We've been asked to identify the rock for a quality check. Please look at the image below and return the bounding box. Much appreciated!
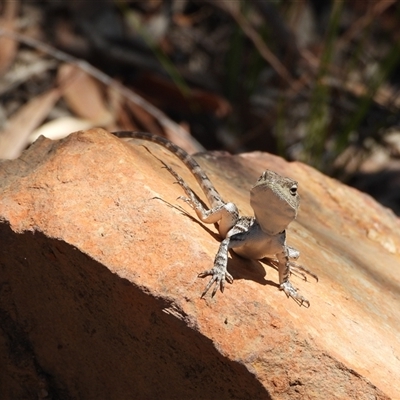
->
[0,128,399,399]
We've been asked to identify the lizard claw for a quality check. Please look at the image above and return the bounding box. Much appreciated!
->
[280,281,310,307]
[198,268,233,297]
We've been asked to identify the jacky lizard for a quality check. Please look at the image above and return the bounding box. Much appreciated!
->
[113,131,316,306]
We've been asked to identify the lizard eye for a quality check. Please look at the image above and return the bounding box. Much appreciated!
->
[289,184,298,195]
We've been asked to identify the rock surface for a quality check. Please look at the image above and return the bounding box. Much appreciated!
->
[0,128,399,399]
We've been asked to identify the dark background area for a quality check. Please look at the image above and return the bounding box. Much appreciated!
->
[1,0,400,214]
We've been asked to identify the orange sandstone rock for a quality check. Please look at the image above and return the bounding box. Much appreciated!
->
[0,128,398,399]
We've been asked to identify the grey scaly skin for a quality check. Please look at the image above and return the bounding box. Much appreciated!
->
[113,131,316,307]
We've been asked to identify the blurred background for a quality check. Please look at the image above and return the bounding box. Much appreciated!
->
[1,0,400,214]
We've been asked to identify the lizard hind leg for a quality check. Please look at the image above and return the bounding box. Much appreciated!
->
[158,158,239,237]
[142,148,211,219]
[160,161,224,225]
[159,159,208,213]
[139,144,204,211]
[288,261,318,282]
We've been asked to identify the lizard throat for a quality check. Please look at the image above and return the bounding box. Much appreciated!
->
[250,190,297,235]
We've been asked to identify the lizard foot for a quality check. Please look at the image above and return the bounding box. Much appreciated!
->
[280,281,310,307]
[198,268,233,297]
[288,261,318,282]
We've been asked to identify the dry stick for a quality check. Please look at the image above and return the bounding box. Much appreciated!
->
[0,28,205,152]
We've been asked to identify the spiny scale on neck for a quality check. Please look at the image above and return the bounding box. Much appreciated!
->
[112,131,224,208]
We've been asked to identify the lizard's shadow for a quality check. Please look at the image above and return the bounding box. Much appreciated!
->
[227,253,280,289]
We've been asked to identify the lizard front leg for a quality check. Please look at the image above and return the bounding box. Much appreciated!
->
[198,237,234,297]
[198,225,252,297]
[276,246,318,282]
[277,249,310,307]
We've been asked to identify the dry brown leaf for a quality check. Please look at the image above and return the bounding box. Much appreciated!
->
[0,1,19,76]
[0,88,61,159]
[57,63,114,126]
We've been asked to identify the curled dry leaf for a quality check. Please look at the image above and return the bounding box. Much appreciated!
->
[57,63,114,126]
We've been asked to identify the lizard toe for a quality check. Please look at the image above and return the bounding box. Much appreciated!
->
[280,281,310,307]
[199,268,233,297]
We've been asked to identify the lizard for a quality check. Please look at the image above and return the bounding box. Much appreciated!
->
[112,131,316,306]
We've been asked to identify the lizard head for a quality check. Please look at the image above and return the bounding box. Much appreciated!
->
[250,170,299,235]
